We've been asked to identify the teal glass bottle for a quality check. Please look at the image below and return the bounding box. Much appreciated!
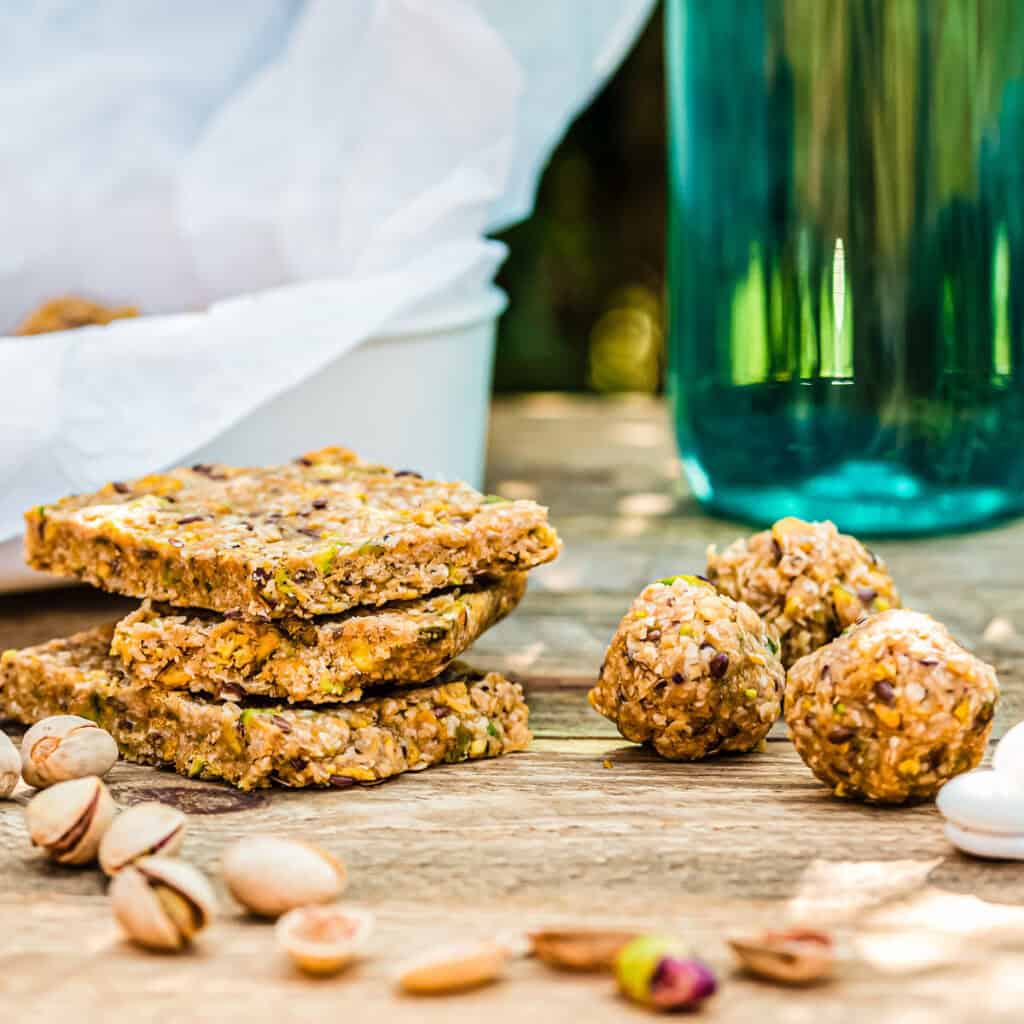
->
[666,0,1024,534]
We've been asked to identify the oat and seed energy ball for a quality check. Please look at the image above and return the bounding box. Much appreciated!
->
[785,609,998,804]
[588,576,785,761]
[706,517,900,668]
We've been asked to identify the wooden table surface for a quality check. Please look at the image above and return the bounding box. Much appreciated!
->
[4,394,1024,1023]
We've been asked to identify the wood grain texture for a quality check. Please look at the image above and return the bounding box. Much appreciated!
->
[3,395,1024,1023]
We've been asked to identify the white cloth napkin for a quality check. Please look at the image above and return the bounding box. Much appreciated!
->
[0,0,655,542]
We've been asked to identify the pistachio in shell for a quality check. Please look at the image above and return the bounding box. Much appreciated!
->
[276,905,374,976]
[0,731,20,798]
[21,715,118,789]
[110,856,215,952]
[98,801,187,876]
[25,775,117,865]
[221,836,347,918]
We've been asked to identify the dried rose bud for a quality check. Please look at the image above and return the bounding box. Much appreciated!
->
[615,934,717,1011]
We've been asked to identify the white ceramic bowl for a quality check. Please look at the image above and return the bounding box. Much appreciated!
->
[0,285,506,594]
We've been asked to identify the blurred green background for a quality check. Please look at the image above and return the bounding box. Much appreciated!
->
[493,10,665,394]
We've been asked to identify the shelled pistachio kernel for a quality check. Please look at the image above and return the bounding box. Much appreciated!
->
[221,836,347,918]
[25,776,117,865]
[20,715,118,789]
[0,731,20,798]
[99,802,187,876]
[276,906,375,976]
[395,940,510,994]
[110,856,215,952]
[615,934,717,1011]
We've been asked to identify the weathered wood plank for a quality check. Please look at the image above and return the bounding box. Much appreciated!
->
[2,735,1021,909]
[1,738,1021,1023]
[1,396,1023,1023]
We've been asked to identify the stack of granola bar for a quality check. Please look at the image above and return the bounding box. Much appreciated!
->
[0,448,560,790]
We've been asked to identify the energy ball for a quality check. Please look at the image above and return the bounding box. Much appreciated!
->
[588,576,784,761]
[785,609,998,804]
[706,517,900,668]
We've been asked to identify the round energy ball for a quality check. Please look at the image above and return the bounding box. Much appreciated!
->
[785,609,999,804]
[588,576,785,761]
[706,517,901,668]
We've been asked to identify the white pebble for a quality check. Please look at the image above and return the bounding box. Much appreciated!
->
[935,770,1024,835]
[944,822,1024,861]
[993,720,1024,788]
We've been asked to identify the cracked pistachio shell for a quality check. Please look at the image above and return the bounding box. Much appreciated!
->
[395,940,510,994]
[110,856,215,952]
[99,801,187,876]
[0,731,20,798]
[21,715,118,789]
[276,906,374,976]
[25,776,117,865]
[529,928,639,971]
[222,836,347,918]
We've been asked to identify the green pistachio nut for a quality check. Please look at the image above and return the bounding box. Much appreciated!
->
[658,574,714,590]
[616,935,717,1011]
[615,934,690,1004]
[445,724,475,763]
[314,544,339,575]
[273,568,294,595]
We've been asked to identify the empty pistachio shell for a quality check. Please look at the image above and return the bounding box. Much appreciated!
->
[936,770,1024,835]
[276,905,374,976]
[99,801,187,876]
[21,715,118,789]
[728,927,834,984]
[993,720,1024,787]
[0,731,20,798]
[944,821,1024,860]
[25,775,117,865]
[529,928,639,971]
[110,855,215,951]
[222,836,347,918]
[396,940,510,994]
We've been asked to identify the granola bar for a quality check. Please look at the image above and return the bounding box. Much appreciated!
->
[0,627,531,791]
[111,575,526,704]
[25,447,560,618]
